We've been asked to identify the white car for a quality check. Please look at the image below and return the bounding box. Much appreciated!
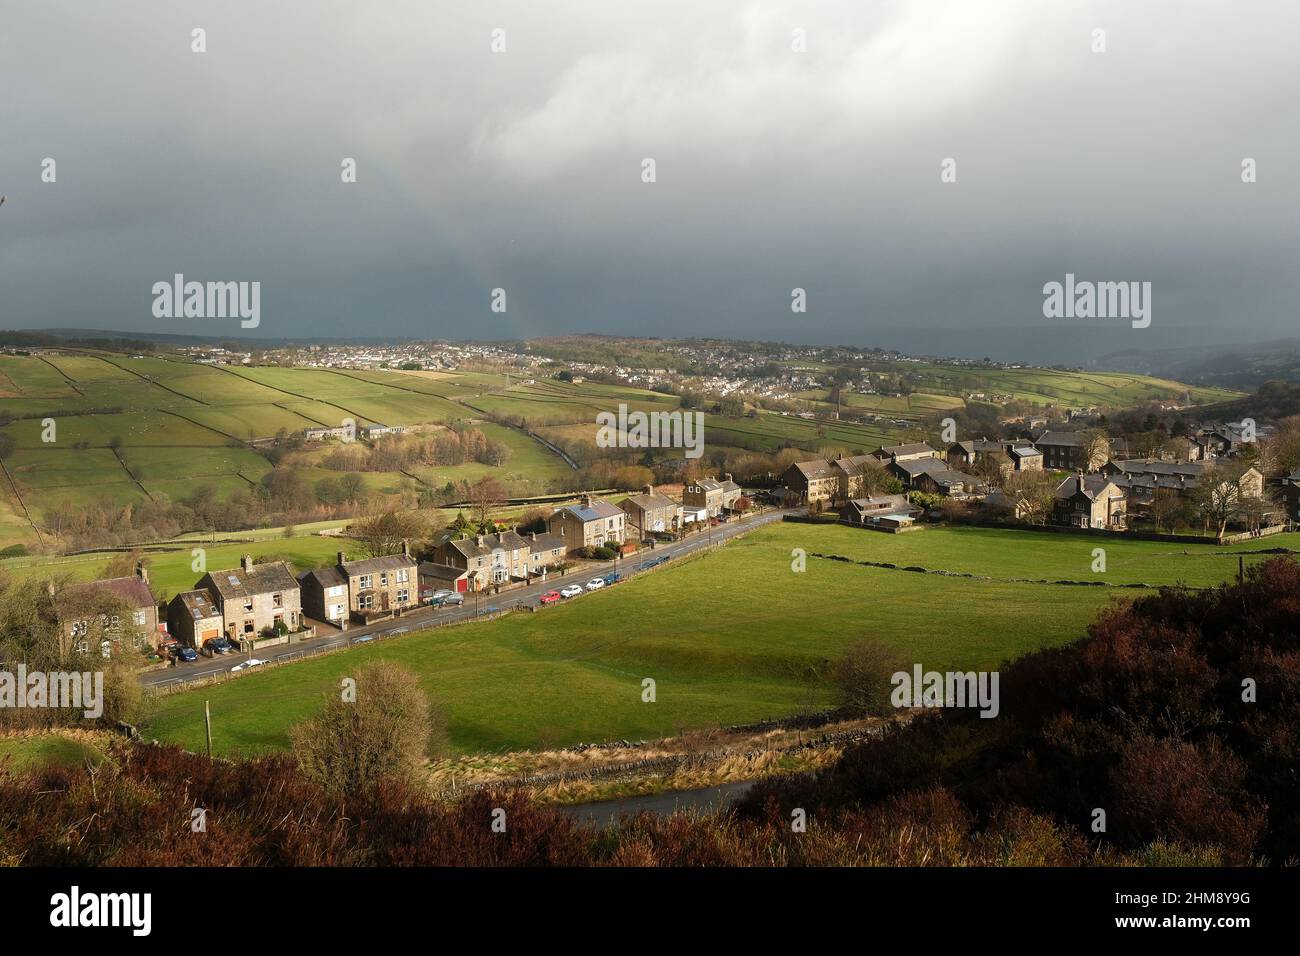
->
[231,658,267,672]
[585,578,606,591]
[559,584,583,599]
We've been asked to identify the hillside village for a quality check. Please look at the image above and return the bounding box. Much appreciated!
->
[42,409,1300,669]
[44,473,751,662]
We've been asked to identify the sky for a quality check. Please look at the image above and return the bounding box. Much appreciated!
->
[1,0,1297,360]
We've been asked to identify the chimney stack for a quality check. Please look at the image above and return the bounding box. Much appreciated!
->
[136,561,148,583]
[241,554,253,572]
[337,551,346,566]
[476,535,485,546]
[644,484,653,497]
[401,538,410,558]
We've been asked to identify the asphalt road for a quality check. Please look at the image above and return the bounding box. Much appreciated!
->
[142,507,794,690]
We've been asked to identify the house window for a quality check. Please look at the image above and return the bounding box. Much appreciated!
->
[273,593,283,607]
[359,593,374,610]
[359,574,372,590]
[380,572,389,587]
[396,589,410,604]
[133,610,147,626]
[396,568,409,583]
[243,600,253,613]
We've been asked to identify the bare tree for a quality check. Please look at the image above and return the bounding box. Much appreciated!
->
[467,476,506,527]
[350,510,426,557]
[829,640,907,718]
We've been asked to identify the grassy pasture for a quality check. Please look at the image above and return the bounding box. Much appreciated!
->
[140,523,1284,757]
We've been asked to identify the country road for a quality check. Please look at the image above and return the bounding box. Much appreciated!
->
[142,506,796,691]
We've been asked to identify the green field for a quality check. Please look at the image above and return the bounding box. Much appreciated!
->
[0,353,587,548]
[141,523,1289,757]
[0,733,107,772]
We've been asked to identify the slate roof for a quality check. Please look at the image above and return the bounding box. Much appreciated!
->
[892,457,949,478]
[298,567,346,590]
[340,553,417,577]
[875,442,937,459]
[1006,444,1042,459]
[66,575,156,610]
[205,561,299,600]
[1035,430,1095,448]
[173,589,221,621]
[528,531,568,553]
[790,459,836,480]
[620,491,678,512]
[442,530,530,560]
[555,498,623,522]
[1054,474,1119,500]
[1107,458,1208,479]
[417,561,469,582]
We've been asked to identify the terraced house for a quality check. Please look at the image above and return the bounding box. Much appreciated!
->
[1034,430,1110,471]
[196,555,302,642]
[167,588,224,649]
[681,474,742,517]
[433,530,531,590]
[53,563,160,659]
[548,495,626,552]
[619,485,680,537]
[782,459,839,505]
[333,543,418,622]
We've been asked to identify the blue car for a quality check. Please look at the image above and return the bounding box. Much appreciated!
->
[173,645,198,662]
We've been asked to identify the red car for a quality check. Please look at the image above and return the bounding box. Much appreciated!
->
[539,590,561,606]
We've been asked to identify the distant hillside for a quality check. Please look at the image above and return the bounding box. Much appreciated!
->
[1097,337,1300,390]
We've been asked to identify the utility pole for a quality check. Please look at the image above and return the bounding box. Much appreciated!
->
[204,700,213,758]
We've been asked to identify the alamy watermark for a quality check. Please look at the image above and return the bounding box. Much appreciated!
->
[596,403,704,459]
[1042,273,1150,329]
[891,664,1000,719]
[152,273,260,328]
[0,665,104,719]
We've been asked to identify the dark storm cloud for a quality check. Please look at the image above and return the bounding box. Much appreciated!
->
[1,0,1296,356]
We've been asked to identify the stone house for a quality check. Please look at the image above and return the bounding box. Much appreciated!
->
[681,475,742,517]
[1052,473,1127,529]
[330,543,418,622]
[197,555,302,642]
[619,485,680,537]
[781,459,838,505]
[56,563,160,659]
[547,495,626,552]
[167,588,224,648]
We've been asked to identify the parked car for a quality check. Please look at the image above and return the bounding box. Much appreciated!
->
[559,584,583,599]
[204,637,234,655]
[231,658,266,672]
[352,635,375,645]
[426,589,454,605]
[172,645,198,663]
[585,578,605,591]
[539,590,561,606]
[439,592,464,606]
[602,570,621,586]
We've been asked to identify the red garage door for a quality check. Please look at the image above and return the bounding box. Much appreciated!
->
[455,578,468,593]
